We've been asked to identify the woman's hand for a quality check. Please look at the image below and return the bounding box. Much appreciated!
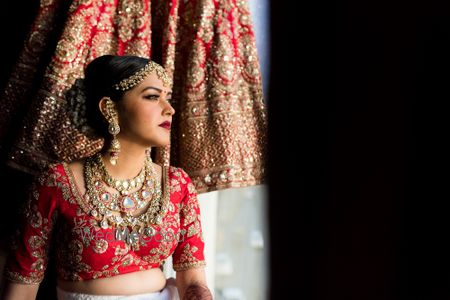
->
[176,268,212,300]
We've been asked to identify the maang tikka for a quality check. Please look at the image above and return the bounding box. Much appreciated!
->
[105,99,120,166]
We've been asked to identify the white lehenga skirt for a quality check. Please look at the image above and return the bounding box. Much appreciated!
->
[56,281,179,300]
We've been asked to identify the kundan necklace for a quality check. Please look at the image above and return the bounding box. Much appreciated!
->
[83,153,165,232]
[95,153,146,195]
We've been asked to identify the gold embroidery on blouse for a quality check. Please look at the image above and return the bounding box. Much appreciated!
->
[170,179,181,193]
[182,192,201,226]
[3,271,43,285]
[4,168,61,284]
[143,240,173,265]
[173,243,206,272]
[187,182,196,194]
[173,260,206,272]
[186,220,201,238]
[93,239,108,254]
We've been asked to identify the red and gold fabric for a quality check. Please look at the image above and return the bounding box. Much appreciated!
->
[0,0,267,193]
[3,164,205,284]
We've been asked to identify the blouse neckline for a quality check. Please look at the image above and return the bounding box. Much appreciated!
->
[61,161,170,220]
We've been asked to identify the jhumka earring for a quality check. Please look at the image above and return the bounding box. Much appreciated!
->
[106,100,120,166]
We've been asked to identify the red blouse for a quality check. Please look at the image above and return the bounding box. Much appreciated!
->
[3,164,205,284]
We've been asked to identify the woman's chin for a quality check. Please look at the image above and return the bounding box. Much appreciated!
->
[148,140,170,148]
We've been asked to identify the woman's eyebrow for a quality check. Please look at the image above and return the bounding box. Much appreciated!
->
[141,86,172,96]
[141,86,162,93]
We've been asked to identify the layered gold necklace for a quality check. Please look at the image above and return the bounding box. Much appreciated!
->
[83,153,165,234]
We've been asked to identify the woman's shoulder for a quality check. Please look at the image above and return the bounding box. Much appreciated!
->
[168,165,197,197]
[168,165,192,182]
[38,159,84,184]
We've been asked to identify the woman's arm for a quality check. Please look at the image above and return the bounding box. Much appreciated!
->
[172,168,212,299]
[176,268,212,300]
[1,166,60,298]
[1,281,39,300]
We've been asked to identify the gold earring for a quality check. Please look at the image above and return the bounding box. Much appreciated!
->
[106,100,120,166]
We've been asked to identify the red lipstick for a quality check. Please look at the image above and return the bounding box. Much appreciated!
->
[159,121,171,129]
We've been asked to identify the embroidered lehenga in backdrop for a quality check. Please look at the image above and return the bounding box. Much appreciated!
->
[0,0,267,193]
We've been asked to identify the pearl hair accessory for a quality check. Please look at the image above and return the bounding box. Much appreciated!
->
[113,61,172,91]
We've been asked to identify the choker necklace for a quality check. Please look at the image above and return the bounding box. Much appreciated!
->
[95,154,146,195]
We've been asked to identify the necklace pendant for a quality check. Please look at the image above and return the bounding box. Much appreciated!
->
[121,196,136,211]
[100,218,109,229]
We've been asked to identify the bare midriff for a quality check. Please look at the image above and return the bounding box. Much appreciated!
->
[57,268,166,295]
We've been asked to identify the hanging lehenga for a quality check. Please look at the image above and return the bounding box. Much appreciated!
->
[0,0,267,193]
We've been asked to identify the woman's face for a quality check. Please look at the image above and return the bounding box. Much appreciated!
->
[116,71,175,148]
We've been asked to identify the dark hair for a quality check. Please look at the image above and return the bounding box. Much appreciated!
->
[83,55,149,138]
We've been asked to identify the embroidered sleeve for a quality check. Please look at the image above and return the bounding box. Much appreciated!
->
[172,168,206,272]
[3,166,60,284]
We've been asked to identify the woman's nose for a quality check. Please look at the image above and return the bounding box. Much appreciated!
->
[163,100,175,116]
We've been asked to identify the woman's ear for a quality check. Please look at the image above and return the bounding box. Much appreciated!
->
[98,97,112,119]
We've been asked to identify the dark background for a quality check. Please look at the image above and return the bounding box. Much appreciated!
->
[0,3,56,299]
[269,1,450,299]
[0,0,449,299]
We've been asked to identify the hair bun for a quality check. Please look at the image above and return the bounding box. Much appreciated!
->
[66,78,96,137]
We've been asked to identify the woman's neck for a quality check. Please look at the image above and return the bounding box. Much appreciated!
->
[101,138,149,179]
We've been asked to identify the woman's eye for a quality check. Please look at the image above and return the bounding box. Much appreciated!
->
[144,95,159,100]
